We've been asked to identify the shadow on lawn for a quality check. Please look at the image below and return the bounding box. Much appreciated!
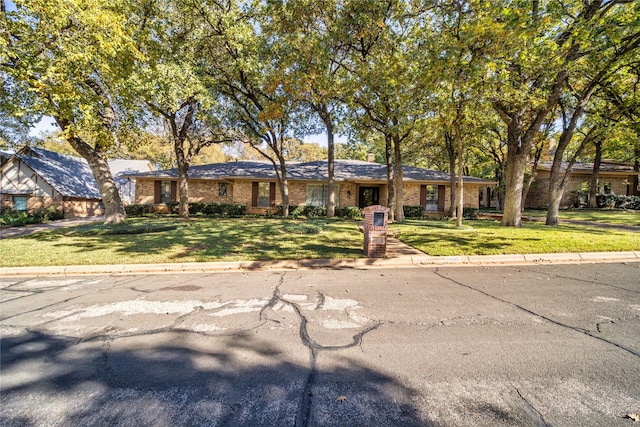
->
[27,219,364,262]
[1,330,431,426]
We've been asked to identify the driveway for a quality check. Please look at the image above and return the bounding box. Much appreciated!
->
[1,262,639,426]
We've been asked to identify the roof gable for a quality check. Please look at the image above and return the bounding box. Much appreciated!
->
[16,146,101,199]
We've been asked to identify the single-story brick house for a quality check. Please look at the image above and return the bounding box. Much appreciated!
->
[0,146,153,218]
[525,161,640,209]
[124,159,496,215]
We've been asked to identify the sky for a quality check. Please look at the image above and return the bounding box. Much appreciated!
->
[29,116,345,148]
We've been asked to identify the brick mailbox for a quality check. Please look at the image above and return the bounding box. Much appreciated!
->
[363,205,390,257]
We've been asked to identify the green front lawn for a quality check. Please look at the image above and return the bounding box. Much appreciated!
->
[392,219,640,256]
[522,209,640,226]
[0,215,638,267]
[0,217,364,267]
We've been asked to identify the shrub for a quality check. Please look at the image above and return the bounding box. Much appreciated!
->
[166,202,180,214]
[187,202,247,217]
[125,204,155,217]
[335,206,363,220]
[403,205,424,218]
[188,203,208,215]
[463,207,479,220]
[596,194,640,210]
[0,206,63,227]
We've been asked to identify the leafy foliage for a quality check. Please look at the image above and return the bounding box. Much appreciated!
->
[0,206,63,227]
[596,194,640,210]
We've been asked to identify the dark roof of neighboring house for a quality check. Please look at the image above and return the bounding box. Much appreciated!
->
[123,159,495,184]
[14,146,102,199]
[537,161,639,174]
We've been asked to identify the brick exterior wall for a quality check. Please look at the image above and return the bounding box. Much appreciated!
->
[525,174,631,209]
[402,182,481,212]
[134,177,485,213]
[135,179,156,205]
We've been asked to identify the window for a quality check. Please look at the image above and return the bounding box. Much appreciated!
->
[13,196,27,211]
[604,182,611,194]
[306,184,340,207]
[154,180,176,204]
[424,185,439,212]
[252,182,275,208]
[218,182,228,197]
[160,181,173,203]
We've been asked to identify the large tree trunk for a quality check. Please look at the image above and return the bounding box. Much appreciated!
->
[445,131,457,217]
[500,114,532,227]
[522,143,543,212]
[57,120,126,225]
[588,140,603,208]
[277,157,290,217]
[455,126,464,227]
[175,143,190,219]
[546,128,592,225]
[322,109,336,218]
[384,134,395,222]
[393,134,405,223]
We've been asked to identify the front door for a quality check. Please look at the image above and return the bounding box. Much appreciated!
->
[358,186,380,208]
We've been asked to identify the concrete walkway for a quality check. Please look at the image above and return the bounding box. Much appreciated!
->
[0,216,106,239]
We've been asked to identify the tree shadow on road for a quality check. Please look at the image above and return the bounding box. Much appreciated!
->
[1,330,432,426]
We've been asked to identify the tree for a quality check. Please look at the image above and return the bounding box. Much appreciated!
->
[196,0,301,217]
[1,0,140,223]
[488,1,624,226]
[131,0,233,219]
[422,0,495,226]
[343,0,426,222]
[267,0,350,217]
[545,2,640,225]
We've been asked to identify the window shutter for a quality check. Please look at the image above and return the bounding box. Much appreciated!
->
[252,182,258,207]
[269,182,276,207]
[154,181,161,204]
[171,181,177,202]
[420,185,427,208]
[438,185,445,212]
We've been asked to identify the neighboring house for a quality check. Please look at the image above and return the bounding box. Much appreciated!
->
[124,159,496,215]
[109,159,155,204]
[0,146,154,217]
[1,150,13,166]
[525,161,640,209]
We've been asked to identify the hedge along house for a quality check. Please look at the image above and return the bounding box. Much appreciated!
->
[0,146,153,218]
[525,161,640,209]
[124,159,496,215]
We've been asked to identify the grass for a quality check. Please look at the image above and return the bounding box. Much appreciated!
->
[521,209,640,226]
[0,217,364,267]
[0,214,638,267]
[392,219,640,256]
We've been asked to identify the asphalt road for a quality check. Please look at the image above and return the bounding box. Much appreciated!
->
[1,262,639,426]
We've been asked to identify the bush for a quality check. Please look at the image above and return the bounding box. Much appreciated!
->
[596,194,640,210]
[403,205,424,218]
[0,206,63,227]
[463,207,479,220]
[125,204,155,217]
[335,206,363,220]
[187,202,247,217]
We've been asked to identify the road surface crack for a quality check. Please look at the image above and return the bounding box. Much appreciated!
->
[260,278,381,427]
[514,387,549,426]
[434,268,640,358]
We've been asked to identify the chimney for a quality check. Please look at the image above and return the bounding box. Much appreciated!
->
[366,153,376,163]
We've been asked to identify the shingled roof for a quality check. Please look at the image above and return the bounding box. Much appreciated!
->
[15,146,101,199]
[124,159,494,184]
[537,161,639,174]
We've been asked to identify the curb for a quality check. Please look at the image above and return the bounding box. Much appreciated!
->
[1,251,638,277]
